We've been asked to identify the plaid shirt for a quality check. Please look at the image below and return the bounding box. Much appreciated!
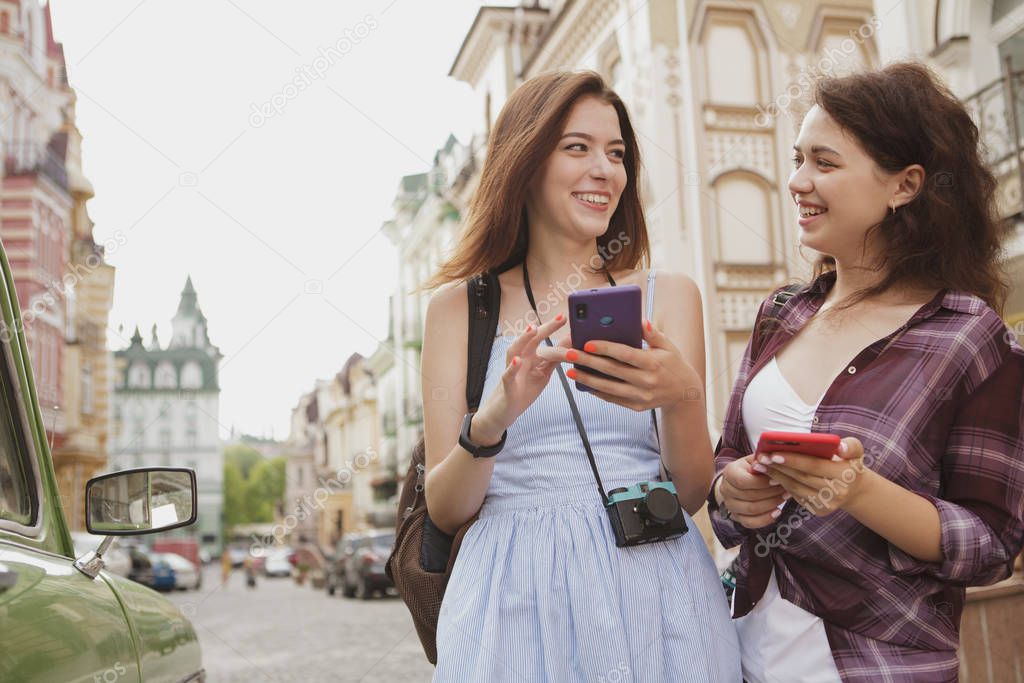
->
[711,271,1024,683]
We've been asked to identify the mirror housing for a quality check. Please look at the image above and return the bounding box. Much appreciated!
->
[85,467,197,536]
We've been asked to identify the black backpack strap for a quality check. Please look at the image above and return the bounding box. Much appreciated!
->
[465,271,501,411]
[769,283,803,317]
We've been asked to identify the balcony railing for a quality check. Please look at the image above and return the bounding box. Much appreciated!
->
[5,141,69,191]
[963,58,1024,217]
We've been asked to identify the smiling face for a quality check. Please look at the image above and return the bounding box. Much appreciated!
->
[788,105,898,263]
[526,95,628,241]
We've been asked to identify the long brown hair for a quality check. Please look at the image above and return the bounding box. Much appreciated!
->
[424,70,649,290]
[806,62,1009,312]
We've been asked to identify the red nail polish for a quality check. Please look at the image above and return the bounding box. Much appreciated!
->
[555,313,564,321]
[565,349,578,362]
[646,320,653,332]
[526,325,533,333]
[566,368,577,380]
[512,356,520,366]
[583,341,597,353]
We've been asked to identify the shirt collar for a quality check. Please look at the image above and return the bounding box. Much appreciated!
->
[798,270,980,322]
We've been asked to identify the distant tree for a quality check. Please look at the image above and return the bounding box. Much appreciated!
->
[223,460,247,529]
[222,447,286,531]
[224,444,262,479]
[244,457,286,522]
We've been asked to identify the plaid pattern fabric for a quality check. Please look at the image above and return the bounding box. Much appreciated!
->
[711,271,1024,683]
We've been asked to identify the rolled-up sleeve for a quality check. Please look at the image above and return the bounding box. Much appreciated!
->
[710,442,751,549]
[888,348,1024,585]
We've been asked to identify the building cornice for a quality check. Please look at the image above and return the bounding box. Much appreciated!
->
[522,0,617,77]
[450,5,551,86]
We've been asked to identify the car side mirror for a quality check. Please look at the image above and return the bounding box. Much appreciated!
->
[86,467,197,536]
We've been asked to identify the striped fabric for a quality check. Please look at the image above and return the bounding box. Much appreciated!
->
[434,271,742,682]
[712,270,1024,683]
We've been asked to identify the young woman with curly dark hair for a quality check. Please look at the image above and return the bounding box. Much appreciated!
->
[711,62,1024,682]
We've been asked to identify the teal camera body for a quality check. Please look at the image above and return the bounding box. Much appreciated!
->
[605,481,688,548]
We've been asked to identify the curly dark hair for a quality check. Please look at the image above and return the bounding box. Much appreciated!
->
[808,61,1009,313]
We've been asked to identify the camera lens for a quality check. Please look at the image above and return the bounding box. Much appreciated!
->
[575,303,587,319]
[639,487,677,524]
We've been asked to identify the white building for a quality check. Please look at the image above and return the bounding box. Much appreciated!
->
[874,0,1024,326]
[111,276,224,555]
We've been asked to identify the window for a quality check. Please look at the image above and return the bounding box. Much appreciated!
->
[81,363,93,415]
[181,361,202,389]
[155,362,177,389]
[0,345,37,526]
[129,363,150,389]
[714,172,773,264]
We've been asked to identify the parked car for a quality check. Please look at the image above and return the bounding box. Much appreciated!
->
[126,544,176,591]
[262,548,293,578]
[157,552,201,591]
[227,545,249,568]
[71,531,131,578]
[327,529,395,599]
[153,538,201,569]
[0,241,205,682]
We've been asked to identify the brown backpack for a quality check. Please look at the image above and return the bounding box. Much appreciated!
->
[385,271,501,664]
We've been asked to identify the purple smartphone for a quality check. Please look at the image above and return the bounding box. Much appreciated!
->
[567,285,643,392]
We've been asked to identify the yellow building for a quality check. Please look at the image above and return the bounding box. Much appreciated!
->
[51,115,115,531]
[322,353,391,544]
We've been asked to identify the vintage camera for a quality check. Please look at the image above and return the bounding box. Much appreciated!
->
[605,481,688,548]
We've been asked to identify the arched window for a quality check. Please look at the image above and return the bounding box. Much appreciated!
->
[128,363,151,389]
[713,172,773,264]
[154,361,177,389]
[181,361,203,389]
[703,19,761,105]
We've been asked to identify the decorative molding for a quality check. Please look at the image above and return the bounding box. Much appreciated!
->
[702,105,762,130]
[705,131,775,183]
[805,6,880,65]
[713,264,786,289]
[717,291,769,331]
[523,0,619,76]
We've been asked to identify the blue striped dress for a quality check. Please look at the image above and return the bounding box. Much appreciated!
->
[434,272,741,682]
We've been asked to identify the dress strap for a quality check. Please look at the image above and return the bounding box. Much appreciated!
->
[644,269,657,348]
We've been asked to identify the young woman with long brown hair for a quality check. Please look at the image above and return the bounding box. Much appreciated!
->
[421,71,740,681]
[711,62,1024,682]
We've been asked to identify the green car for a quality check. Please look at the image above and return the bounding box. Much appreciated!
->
[0,246,205,682]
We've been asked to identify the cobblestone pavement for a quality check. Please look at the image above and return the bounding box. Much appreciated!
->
[167,566,434,683]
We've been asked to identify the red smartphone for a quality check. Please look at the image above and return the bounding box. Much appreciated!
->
[567,285,642,392]
[756,431,841,459]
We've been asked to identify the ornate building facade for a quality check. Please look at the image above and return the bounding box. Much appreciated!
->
[111,277,224,554]
[0,0,115,529]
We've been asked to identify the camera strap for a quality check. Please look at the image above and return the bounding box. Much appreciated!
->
[521,259,617,504]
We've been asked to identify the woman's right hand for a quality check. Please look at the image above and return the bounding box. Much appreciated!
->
[468,314,569,445]
[718,454,790,528]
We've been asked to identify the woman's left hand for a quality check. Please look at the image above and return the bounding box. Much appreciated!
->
[760,437,872,516]
[536,319,703,412]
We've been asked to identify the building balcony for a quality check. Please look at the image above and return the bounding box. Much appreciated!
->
[963,62,1024,220]
[5,140,69,192]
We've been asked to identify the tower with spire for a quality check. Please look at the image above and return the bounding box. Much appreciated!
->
[112,276,224,555]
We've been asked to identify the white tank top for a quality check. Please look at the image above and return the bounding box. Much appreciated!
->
[736,356,842,683]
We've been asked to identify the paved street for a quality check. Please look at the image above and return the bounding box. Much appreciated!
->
[167,566,434,683]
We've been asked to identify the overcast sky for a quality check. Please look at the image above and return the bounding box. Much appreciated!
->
[49,0,503,440]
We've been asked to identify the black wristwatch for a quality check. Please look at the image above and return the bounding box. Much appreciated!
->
[459,412,507,458]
